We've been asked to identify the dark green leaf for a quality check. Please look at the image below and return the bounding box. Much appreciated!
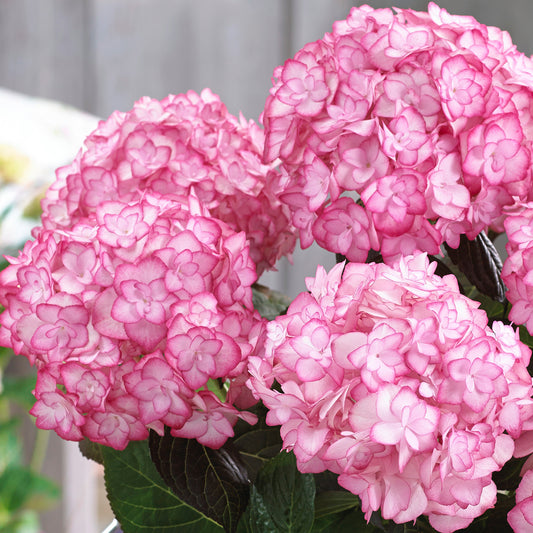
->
[246,451,315,533]
[473,290,507,323]
[444,232,506,302]
[232,403,282,482]
[149,429,250,533]
[313,491,358,519]
[239,486,278,533]
[492,456,526,491]
[102,439,223,533]
[311,506,379,533]
[252,284,291,321]
[369,511,387,531]
[336,253,347,264]
[365,249,384,264]
[314,471,342,494]
[78,438,104,465]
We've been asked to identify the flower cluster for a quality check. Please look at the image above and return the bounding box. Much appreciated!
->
[509,468,533,532]
[248,254,533,532]
[503,204,533,335]
[42,89,295,275]
[4,4,533,532]
[0,93,279,450]
[262,2,533,263]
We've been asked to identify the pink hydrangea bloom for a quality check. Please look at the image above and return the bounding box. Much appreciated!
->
[509,469,533,532]
[247,253,533,531]
[0,95,274,450]
[0,198,264,450]
[503,204,533,335]
[42,90,296,275]
[262,2,533,264]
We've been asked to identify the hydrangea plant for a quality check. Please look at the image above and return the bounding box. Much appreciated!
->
[4,3,533,533]
[249,254,533,532]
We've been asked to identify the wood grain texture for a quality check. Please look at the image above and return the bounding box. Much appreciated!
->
[0,0,87,107]
[89,0,287,119]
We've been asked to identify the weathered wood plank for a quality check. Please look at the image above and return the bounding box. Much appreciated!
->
[89,0,287,120]
[0,0,87,107]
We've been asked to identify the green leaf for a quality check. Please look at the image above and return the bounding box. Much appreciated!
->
[492,456,527,491]
[474,291,507,322]
[102,439,223,533]
[0,465,59,513]
[232,403,282,482]
[311,491,382,533]
[206,378,228,402]
[311,506,379,533]
[1,375,37,410]
[313,491,358,519]
[252,284,291,321]
[0,419,22,470]
[245,451,315,533]
[149,429,250,533]
[0,509,39,533]
[238,485,277,533]
[19,473,59,512]
[444,232,506,303]
[78,438,104,465]
[314,471,343,494]
[0,347,13,370]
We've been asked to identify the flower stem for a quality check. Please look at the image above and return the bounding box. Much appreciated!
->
[30,426,50,473]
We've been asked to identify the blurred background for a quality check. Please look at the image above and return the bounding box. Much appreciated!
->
[1,1,533,532]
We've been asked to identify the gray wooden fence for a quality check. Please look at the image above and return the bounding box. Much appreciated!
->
[3,0,533,121]
[2,1,533,531]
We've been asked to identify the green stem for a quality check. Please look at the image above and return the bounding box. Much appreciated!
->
[206,378,227,402]
[0,397,10,423]
[30,426,50,473]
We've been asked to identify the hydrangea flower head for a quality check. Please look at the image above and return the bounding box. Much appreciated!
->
[503,204,533,335]
[248,253,533,531]
[0,94,277,450]
[508,469,533,532]
[43,90,296,275]
[262,2,533,264]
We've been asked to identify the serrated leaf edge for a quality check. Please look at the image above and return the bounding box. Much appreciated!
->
[103,443,223,532]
